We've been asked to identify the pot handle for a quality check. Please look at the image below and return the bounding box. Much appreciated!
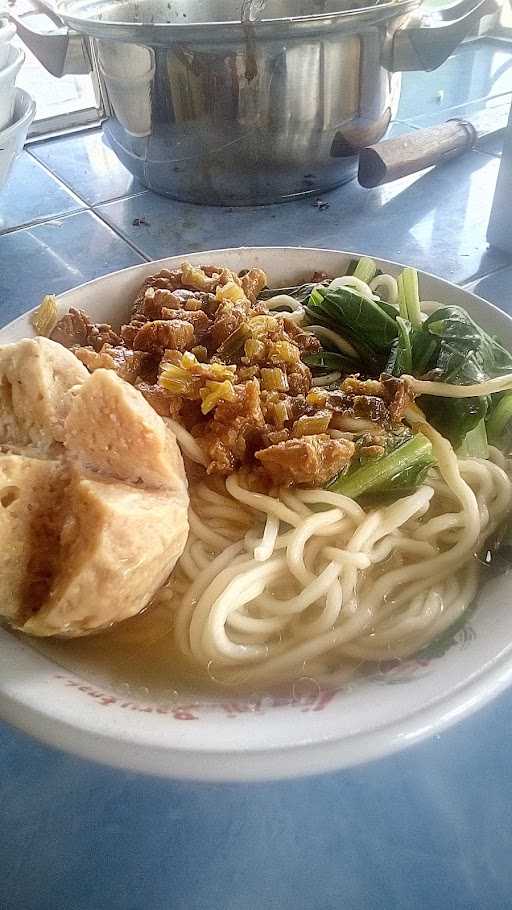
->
[8,0,91,77]
[387,0,498,73]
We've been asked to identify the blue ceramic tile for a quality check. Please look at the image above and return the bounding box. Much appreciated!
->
[385,120,420,138]
[398,40,512,126]
[30,129,144,206]
[0,211,145,324]
[400,93,511,151]
[0,152,85,234]
[96,150,508,286]
[477,130,505,158]
[2,684,512,910]
[468,265,512,315]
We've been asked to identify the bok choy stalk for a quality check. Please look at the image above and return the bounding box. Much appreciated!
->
[352,256,378,285]
[328,433,434,499]
[457,419,489,458]
[397,267,422,329]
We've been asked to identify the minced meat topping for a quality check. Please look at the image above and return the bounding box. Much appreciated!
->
[48,262,414,487]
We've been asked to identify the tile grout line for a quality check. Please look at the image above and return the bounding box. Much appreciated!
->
[6,149,151,262]
[25,146,152,261]
[27,144,150,208]
[0,202,151,264]
[90,206,154,261]
[0,209,87,238]
[25,148,91,210]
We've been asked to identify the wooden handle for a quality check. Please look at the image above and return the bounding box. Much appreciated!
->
[358,120,477,189]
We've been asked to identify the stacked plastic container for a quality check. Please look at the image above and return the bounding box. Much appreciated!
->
[0,16,35,190]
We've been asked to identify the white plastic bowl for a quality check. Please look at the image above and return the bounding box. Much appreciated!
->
[0,45,24,132]
[0,87,36,191]
[0,18,16,70]
[1,247,512,782]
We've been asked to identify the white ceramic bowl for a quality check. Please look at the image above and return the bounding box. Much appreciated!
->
[0,18,16,70]
[0,88,36,191]
[0,45,24,132]
[1,247,512,782]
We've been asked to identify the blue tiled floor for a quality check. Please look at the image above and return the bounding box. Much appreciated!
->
[0,211,144,320]
[397,39,512,127]
[471,264,512,311]
[95,150,506,285]
[0,152,85,233]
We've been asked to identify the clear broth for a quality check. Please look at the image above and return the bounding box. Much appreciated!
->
[28,599,214,705]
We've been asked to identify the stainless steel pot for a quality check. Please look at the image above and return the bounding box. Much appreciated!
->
[13,0,497,204]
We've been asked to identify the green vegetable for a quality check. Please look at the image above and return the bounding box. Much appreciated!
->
[302,350,358,374]
[457,419,489,458]
[424,306,512,377]
[397,267,422,329]
[421,346,489,448]
[487,391,512,450]
[328,433,435,499]
[375,298,400,320]
[410,330,439,377]
[353,256,377,285]
[306,286,398,358]
[394,316,413,375]
[426,391,488,450]
[302,264,512,455]
[407,306,512,448]
[308,285,325,309]
[415,307,496,446]
[258,281,328,303]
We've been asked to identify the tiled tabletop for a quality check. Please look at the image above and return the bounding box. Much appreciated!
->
[2,37,512,910]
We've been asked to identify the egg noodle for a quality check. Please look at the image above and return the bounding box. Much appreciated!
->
[159,414,512,688]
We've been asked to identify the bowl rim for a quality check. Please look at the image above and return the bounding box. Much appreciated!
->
[0,87,36,142]
[0,44,24,81]
[1,245,512,782]
[3,632,512,781]
[0,18,16,43]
